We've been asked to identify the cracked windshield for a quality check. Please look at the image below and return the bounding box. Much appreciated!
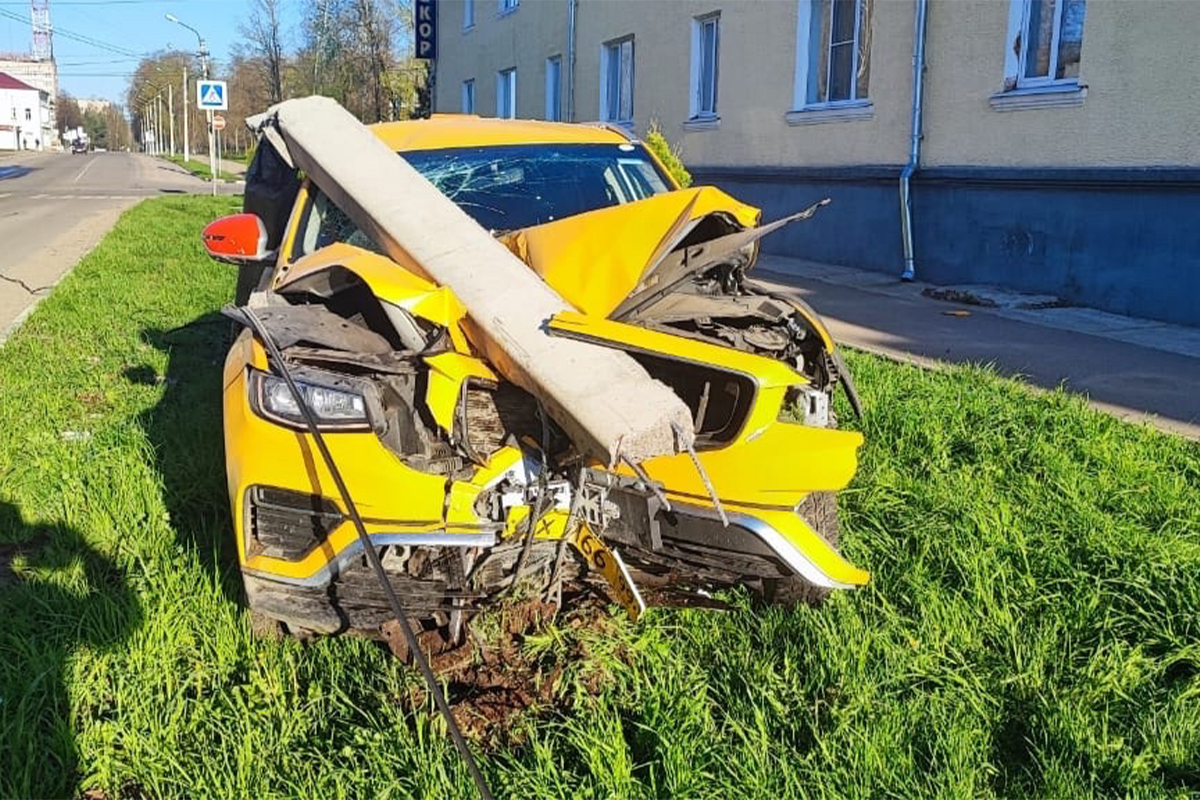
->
[300,142,671,255]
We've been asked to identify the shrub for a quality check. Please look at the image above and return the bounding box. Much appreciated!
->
[644,121,692,188]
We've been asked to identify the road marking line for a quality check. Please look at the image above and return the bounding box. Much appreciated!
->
[73,156,98,183]
[31,193,48,199]
[0,193,10,199]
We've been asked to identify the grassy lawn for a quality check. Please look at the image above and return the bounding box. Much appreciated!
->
[1,196,1198,799]
[160,153,239,183]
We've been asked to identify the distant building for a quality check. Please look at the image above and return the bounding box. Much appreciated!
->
[0,56,57,130]
[433,0,1200,327]
[78,97,113,115]
[0,71,53,151]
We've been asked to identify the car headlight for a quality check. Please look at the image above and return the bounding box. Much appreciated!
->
[249,369,369,429]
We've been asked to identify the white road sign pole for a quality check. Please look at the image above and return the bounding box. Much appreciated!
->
[208,110,216,196]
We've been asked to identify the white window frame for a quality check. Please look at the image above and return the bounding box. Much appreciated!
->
[791,0,872,116]
[498,0,518,15]
[1003,0,1084,90]
[461,78,475,113]
[463,0,475,30]
[545,55,562,121]
[496,68,517,118]
[689,13,720,121]
[599,36,635,126]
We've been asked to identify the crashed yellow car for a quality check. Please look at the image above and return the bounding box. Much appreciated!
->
[204,109,867,637]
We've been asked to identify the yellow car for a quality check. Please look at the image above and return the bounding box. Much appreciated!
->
[204,116,868,636]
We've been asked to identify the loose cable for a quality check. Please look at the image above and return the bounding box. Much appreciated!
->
[238,307,495,800]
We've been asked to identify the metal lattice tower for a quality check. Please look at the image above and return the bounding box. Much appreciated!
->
[31,0,52,60]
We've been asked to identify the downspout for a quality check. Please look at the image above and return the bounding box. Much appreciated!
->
[899,0,929,281]
[566,0,578,122]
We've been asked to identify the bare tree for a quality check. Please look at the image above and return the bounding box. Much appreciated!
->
[294,0,423,122]
[55,91,83,133]
[239,0,286,104]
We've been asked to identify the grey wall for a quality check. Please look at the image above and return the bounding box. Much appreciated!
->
[694,167,1200,328]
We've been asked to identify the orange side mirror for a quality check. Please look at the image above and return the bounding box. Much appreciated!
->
[202,213,274,263]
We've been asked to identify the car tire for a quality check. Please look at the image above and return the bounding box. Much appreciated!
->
[762,490,841,607]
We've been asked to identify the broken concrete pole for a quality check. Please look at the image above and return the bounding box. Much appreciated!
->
[263,96,694,464]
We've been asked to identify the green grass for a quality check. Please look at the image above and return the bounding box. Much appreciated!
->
[1,196,1198,799]
[160,153,239,183]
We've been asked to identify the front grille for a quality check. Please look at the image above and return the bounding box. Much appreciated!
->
[246,486,343,561]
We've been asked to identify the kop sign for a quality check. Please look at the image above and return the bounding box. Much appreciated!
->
[414,0,436,59]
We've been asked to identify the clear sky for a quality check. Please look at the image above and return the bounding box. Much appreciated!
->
[0,0,303,103]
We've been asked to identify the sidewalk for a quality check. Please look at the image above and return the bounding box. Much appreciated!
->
[753,255,1200,440]
[218,157,247,178]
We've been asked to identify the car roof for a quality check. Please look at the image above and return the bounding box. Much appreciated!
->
[368,115,634,152]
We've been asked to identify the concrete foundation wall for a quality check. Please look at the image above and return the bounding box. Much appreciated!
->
[695,166,1200,327]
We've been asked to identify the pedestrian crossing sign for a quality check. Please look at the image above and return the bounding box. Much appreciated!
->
[197,80,228,111]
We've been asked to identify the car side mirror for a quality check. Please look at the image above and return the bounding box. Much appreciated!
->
[202,213,275,263]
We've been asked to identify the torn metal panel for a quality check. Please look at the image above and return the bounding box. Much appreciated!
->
[259,96,695,466]
[225,304,394,354]
[613,199,830,321]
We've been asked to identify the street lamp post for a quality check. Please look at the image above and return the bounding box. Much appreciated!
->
[153,65,177,158]
[168,82,175,157]
[166,13,215,195]
[182,65,189,164]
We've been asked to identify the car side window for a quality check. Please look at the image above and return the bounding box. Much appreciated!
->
[295,189,383,259]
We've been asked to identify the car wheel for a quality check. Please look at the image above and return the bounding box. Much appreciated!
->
[762,490,841,607]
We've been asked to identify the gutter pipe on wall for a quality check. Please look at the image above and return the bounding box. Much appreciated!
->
[566,0,578,122]
[899,0,929,282]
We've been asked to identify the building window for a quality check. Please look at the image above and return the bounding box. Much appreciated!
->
[462,79,475,113]
[689,14,720,120]
[600,36,635,125]
[496,68,516,118]
[498,0,518,14]
[463,0,475,29]
[24,108,31,121]
[793,0,872,111]
[1004,0,1086,90]
[545,55,562,121]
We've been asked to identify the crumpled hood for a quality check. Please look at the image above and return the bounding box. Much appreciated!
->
[499,186,760,318]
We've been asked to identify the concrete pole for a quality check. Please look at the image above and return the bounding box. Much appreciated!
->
[182,66,189,163]
[168,83,175,158]
[202,45,216,197]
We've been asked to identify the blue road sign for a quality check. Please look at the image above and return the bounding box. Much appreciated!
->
[197,80,228,111]
[415,0,436,59]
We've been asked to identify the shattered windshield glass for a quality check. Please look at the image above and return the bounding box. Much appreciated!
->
[295,142,673,258]
[404,143,672,233]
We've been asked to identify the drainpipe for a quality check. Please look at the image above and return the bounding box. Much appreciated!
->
[566,0,578,122]
[899,0,929,282]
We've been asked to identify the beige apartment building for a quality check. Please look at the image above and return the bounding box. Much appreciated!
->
[432,0,1200,327]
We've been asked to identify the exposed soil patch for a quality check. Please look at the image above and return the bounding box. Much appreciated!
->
[922,287,998,307]
[382,595,626,743]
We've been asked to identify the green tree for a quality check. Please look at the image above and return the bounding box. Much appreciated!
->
[82,108,108,149]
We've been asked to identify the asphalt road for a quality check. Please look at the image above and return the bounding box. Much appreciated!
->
[0,151,226,340]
